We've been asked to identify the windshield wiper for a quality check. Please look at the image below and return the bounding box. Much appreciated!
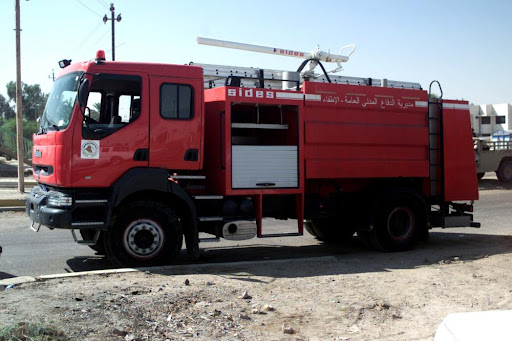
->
[45,117,60,131]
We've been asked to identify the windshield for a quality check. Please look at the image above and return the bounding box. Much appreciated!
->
[41,71,83,131]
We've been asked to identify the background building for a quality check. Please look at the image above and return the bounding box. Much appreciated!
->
[470,103,512,136]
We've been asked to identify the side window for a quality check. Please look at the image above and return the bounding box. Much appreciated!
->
[86,92,102,122]
[83,74,142,138]
[160,83,193,119]
[118,95,135,123]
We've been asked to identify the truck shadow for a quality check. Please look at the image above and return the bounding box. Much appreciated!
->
[65,231,512,279]
[65,254,115,273]
[0,272,17,280]
[478,177,512,190]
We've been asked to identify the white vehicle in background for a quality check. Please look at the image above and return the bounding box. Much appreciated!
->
[474,137,512,181]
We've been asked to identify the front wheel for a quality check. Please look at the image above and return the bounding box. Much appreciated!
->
[104,201,183,267]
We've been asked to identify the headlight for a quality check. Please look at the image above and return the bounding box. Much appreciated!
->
[47,192,73,207]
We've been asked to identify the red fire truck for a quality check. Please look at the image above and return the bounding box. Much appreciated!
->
[26,39,479,266]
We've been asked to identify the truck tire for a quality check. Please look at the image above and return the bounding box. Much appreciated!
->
[104,201,183,267]
[497,161,512,183]
[305,218,355,242]
[79,230,105,255]
[368,194,424,252]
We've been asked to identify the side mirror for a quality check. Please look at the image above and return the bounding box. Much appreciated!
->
[78,78,90,107]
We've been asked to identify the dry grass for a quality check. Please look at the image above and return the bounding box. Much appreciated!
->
[0,322,69,341]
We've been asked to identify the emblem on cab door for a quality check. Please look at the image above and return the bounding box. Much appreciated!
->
[35,150,42,158]
[81,140,100,159]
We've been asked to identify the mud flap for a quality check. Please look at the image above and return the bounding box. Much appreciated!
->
[184,220,200,260]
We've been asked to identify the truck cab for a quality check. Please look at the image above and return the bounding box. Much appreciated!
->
[27,52,205,265]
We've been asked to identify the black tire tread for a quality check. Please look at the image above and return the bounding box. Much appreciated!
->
[306,218,355,243]
[369,193,426,252]
[497,161,512,183]
[104,201,183,267]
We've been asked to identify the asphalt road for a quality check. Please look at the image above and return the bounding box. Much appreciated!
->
[1,173,511,279]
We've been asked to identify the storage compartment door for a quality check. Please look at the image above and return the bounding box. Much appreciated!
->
[232,145,298,188]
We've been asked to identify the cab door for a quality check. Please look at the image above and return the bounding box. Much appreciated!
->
[71,72,149,187]
[149,76,203,170]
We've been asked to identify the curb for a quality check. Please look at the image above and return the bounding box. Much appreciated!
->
[0,206,26,212]
[0,198,26,207]
[0,182,36,189]
[0,276,36,286]
[0,256,338,287]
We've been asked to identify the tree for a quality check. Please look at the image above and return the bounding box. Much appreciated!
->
[6,81,48,121]
[1,118,38,140]
[0,93,15,120]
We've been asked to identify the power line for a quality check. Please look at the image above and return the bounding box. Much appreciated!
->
[105,42,126,53]
[75,21,103,50]
[96,0,109,8]
[77,26,109,60]
[74,0,102,17]
[91,29,110,48]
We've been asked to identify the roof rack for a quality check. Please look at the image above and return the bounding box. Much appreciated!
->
[191,62,423,91]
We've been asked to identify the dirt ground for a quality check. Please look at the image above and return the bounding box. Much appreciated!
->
[1,236,512,341]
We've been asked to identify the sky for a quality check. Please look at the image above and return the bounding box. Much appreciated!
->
[0,0,511,105]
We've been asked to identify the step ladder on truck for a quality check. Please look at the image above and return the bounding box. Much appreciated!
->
[26,37,479,267]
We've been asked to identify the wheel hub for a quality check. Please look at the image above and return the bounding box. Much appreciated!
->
[387,206,414,240]
[123,219,164,259]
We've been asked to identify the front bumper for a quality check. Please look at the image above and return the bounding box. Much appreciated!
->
[26,185,72,229]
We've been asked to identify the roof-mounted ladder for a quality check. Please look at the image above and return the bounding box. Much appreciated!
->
[191,62,422,91]
[194,37,422,91]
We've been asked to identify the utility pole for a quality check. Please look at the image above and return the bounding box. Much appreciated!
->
[49,69,55,81]
[14,0,24,193]
[103,3,121,61]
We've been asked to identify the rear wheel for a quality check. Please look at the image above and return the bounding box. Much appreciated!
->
[497,161,512,182]
[305,217,355,242]
[368,194,425,252]
[104,201,183,267]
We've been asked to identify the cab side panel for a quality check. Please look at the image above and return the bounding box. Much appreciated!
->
[148,76,203,171]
